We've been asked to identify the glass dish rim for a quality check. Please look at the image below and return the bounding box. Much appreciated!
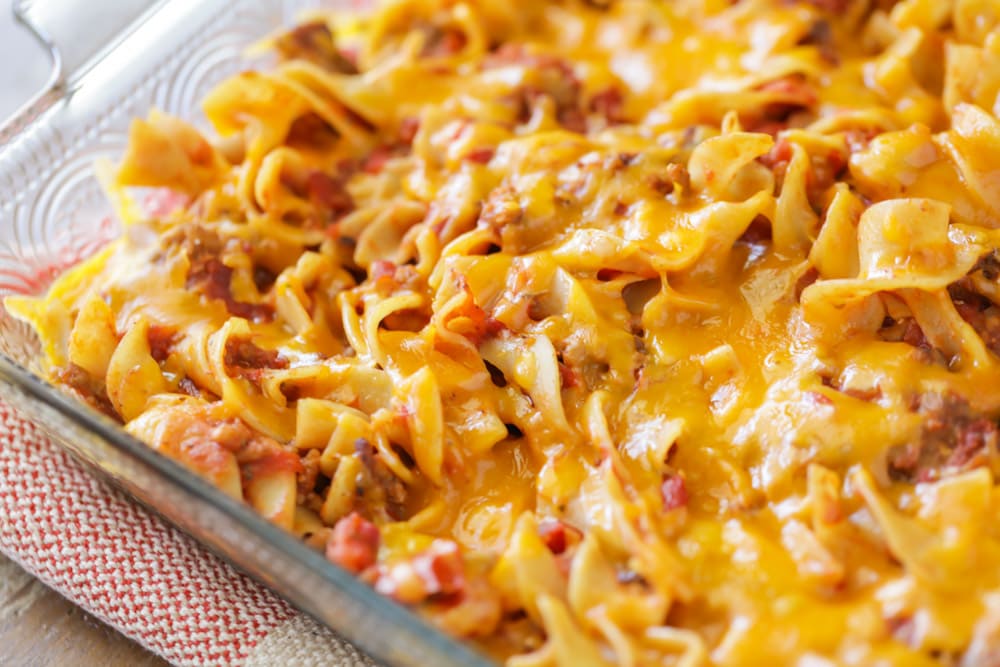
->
[0,354,493,666]
[0,353,494,666]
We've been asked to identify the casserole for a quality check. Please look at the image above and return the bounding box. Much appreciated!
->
[0,1,488,666]
[8,1,1000,665]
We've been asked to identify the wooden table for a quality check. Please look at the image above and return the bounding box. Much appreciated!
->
[0,553,167,666]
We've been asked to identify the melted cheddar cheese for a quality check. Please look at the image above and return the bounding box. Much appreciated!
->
[10,0,1000,664]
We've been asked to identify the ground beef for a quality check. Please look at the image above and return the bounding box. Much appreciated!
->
[297,448,322,505]
[355,438,408,520]
[878,315,948,366]
[275,21,358,73]
[177,226,275,322]
[589,86,627,125]
[665,163,691,194]
[224,336,289,385]
[799,19,838,64]
[478,183,523,233]
[738,214,773,246]
[950,281,1000,355]
[55,364,117,419]
[286,113,340,153]
[887,393,1000,483]
[885,278,1000,366]
[252,265,278,292]
[975,252,1000,281]
[744,75,818,135]
[304,171,355,219]
[420,26,468,58]
[147,325,178,363]
[485,44,586,132]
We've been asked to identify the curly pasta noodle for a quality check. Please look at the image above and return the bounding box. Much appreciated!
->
[11,0,1000,664]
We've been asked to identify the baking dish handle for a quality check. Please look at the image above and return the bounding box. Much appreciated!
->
[13,0,160,87]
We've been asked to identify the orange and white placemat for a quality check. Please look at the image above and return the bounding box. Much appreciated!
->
[0,405,375,667]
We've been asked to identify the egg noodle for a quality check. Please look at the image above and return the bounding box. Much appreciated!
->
[9,0,1000,664]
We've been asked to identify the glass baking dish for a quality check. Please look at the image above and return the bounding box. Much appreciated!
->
[0,1,492,665]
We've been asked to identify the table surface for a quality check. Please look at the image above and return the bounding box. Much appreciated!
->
[0,5,166,666]
[0,554,167,666]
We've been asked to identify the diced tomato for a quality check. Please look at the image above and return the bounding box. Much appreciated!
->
[464,148,495,164]
[398,117,420,145]
[660,473,688,511]
[363,145,396,174]
[326,512,381,574]
[305,171,354,217]
[538,519,582,555]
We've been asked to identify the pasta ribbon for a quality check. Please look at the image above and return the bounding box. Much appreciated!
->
[13,0,1000,664]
